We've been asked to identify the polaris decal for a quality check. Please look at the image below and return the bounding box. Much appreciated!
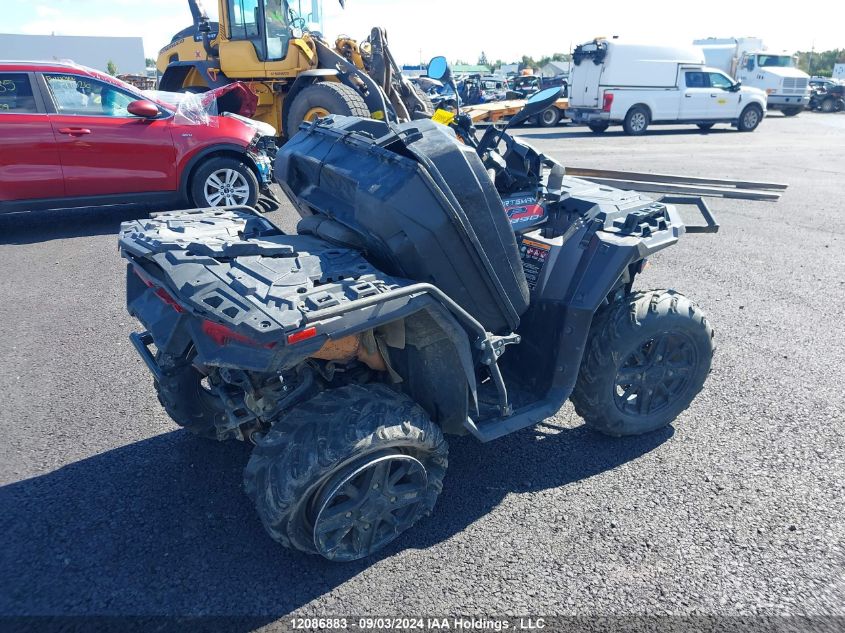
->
[504,196,546,227]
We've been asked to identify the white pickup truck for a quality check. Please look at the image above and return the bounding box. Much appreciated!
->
[567,39,769,135]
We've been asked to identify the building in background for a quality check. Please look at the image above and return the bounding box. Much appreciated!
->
[0,33,145,75]
[541,60,571,77]
[496,64,519,77]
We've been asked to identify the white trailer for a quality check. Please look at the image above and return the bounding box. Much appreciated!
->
[694,37,810,115]
[567,38,768,135]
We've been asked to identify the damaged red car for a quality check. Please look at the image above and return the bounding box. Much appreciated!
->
[0,61,276,213]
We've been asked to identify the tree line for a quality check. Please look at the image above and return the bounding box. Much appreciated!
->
[452,52,571,73]
[795,49,845,77]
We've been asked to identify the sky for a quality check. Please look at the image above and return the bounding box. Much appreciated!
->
[3,0,841,66]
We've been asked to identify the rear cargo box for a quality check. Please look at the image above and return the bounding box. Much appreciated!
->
[275,116,530,333]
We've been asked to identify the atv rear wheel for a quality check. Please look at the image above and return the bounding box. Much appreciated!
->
[154,351,228,440]
[244,384,447,562]
[588,122,609,133]
[286,82,370,136]
[571,290,715,437]
[697,123,715,130]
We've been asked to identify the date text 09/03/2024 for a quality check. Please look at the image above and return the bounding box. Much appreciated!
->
[289,617,548,630]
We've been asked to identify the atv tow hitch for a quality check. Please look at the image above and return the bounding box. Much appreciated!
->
[129,331,163,382]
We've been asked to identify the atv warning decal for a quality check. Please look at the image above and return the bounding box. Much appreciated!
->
[504,195,546,229]
[518,236,551,290]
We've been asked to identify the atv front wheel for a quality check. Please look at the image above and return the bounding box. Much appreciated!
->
[155,351,228,440]
[571,290,715,437]
[244,384,448,562]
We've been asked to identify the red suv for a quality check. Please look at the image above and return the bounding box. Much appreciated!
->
[0,61,275,213]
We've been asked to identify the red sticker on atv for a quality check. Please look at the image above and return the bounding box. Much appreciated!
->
[505,200,545,226]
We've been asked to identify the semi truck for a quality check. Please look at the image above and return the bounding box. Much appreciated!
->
[693,38,810,116]
[567,39,768,135]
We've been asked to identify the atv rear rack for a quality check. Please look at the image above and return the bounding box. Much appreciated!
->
[658,195,720,234]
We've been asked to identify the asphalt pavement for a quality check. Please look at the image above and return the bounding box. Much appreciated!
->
[1,112,843,625]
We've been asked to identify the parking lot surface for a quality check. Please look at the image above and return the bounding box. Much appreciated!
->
[1,113,843,622]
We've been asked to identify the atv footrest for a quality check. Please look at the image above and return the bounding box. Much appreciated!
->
[464,392,567,442]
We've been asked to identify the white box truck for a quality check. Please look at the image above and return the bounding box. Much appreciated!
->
[567,38,768,135]
[694,37,810,116]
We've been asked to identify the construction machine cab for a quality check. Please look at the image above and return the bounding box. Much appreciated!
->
[224,0,292,62]
[158,0,432,138]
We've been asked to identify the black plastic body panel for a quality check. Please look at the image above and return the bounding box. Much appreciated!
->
[471,177,686,441]
[120,207,468,373]
[275,115,530,334]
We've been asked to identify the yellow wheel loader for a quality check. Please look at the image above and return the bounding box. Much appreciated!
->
[156,0,432,138]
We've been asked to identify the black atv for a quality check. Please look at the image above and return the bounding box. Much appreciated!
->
[119,58,718,562]
[808,82,845,113]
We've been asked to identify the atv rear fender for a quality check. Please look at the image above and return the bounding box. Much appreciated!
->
[119,207,478,433]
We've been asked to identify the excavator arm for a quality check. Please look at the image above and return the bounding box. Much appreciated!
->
[363,28,431,119]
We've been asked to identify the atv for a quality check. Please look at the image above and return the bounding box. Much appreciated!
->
[119,57,718,562]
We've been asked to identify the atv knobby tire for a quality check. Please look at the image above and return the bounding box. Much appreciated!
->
[286,82,370,136]
[154,351,228,440]
[571,290,714,437]
[244,384,448,561]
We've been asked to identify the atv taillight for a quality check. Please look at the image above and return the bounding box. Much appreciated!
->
[602,92,614,112]
[154,287,184,313]
[133,265,184,313]
[201,320,274,348]
[287,327,317,345]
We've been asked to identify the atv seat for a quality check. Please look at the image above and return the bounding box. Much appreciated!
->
[275,116,530,333]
